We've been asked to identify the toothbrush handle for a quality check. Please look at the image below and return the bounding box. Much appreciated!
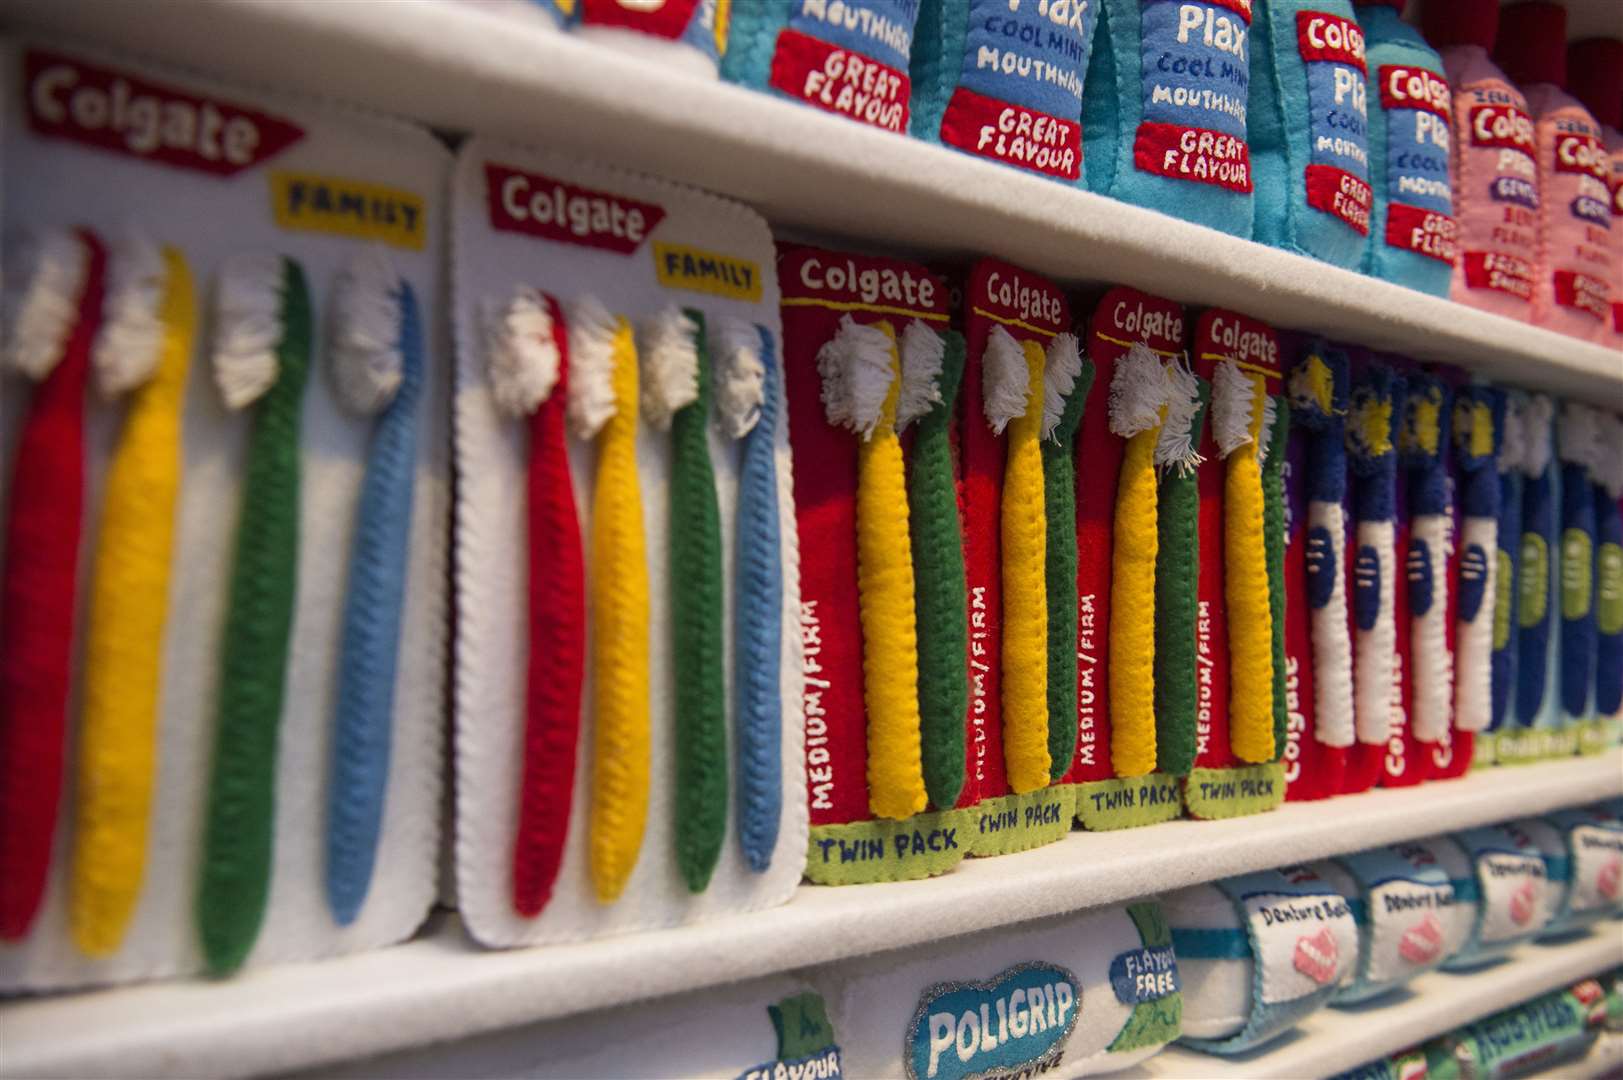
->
[325,282,423,926]
[197,259,311,974]
[1594,487,1622,720]
[1041,432,1079,783]
[1109,424,1160,778]
[0,230,103,941]
[1516,465,1555,726]
[999,339,1049,794]
[1489,470,1522,731]
[1559,461,1595,720]
[1263,399,1292,760]
[734,327,784,871]
[1226,433,1275,761]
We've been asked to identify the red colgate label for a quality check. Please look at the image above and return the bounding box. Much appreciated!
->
[973,257,1069,332]
[23,48,303,177]
[1553,270,1609,321]
[485,163,666,253]
[1196,308,1281,377]
[1296,12,1366,72]
[1379,65,1450,119]
[1208,0,1254,23]
[1386,203,1458,262]
[1555,133,1607,180]
[1469,104,1535,156]
[778,245,948,316]
[941,87,1080,180]
[1463,250,1534,299]
[769,28,909,134]
[1134,121,1253,192]
[579,0,700,38]
[1306,164,1372,235]
[1098,286,1186,355]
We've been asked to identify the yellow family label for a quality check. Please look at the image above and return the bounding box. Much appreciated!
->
[652,241,762,302]
[269,172,426,250]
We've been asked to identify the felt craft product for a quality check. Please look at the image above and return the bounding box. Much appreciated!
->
[1436,383,1501,777]
[1354,0,1457,296]
[1248,0,1373,267]
[1283,343,1352,801]
[1344,357,1404,793]
[1153,360,1207,780]
[1185,308,1289,820]
[1261,395,1294,772]
[484,287,586,920]
[1165,865,1358,1054]
[1567,37,1623,349]
[1524,807,1623,938]
[720,0,919,134]
[640,306,727,894]
[1309,838,1474,1003]
[814,901,1182,1078]
[197,253,312,974]
[908,0,1098,183]
[70,235,194,957]
[0,228,104,943]
[1421,0,1538,322]
[573,0,730,76]
[1507,393,1563,761]
[957,260,1075,855]
[1082,0,1254,236]
[1495,3,1615,343]
[1039,333,1095,782]
[1440,820,1555,970]
[1070,287,1189,831]
[779,244,966,885]
[1591,412,1623,748]
[1440,982,1608,1080]
[325,250,424,925]
[1391,368,1452,786]
[1555,402,1601,750]
[1489,392,1528,736]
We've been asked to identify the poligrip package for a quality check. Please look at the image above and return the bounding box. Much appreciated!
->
[956,259,1080,855]
[573,0,730,76]
[778,243,973,885]
[450,139,806,941]
[1249,0,1373,267]
[909,0,1099,183]
[1083,0,1254,236]
[1070,287,1190,830]
[0,41,449,988]
[1184,309,1287,820]
[722,0,919,134]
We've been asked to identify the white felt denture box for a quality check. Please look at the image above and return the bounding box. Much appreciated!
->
[0,39,450,989]
[450,137,806,947]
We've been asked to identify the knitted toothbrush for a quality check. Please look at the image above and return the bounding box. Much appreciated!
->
[1515,395,1559,736]
[1557,403,1601,736]
[1345,363,1402,792]
[1040,333,1093,781]
[1259,393,1292,760]
[641,306,725,893]
[325,250,423,925]
[198,253,310,973]
[1212,359,1277,764]
[0,228,104,941]
[569,297,651,904]
[1109,342,1171,778]
[983,325,1049,793]
[712,318,783,872]
[71,232,193,956]
[1399,372,1452,768]
[1285,347,1352,795]
[484,287,584,919]
[1593,413,1623,738]
[1490,393,1528,734]
[1449,386,1501,746]
[897,320,970,810]
[1152,359,1206,777]
[817,315,927,819]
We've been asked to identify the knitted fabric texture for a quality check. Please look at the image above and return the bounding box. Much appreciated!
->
[197,257,310,973]
[1154,378,1209,776]
[1516,398,1557,727]
[1222,368,1278,764]
[511,295,586,918]
[71,245,192,956]
[1111,418,1163,777]
[1041,346,1095,781]
[0,229,104,942]
[1557,405,1599,723]
[1000,338,1051,793]
[1263,398,1294,759]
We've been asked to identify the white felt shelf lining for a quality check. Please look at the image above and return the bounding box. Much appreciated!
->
[2,0,1620,405]
[2,753,1619,1080]
[1134,927,1623,1079]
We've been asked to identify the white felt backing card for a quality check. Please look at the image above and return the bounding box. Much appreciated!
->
[449,137,806,947]
[0,38,450,990]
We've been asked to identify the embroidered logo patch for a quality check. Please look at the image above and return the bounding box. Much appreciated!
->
[1295,12,1370,234]
[1134,0,1253,192]
[652,242,763,302]
[484,163,667,253]
[269,172,426,250]
[1553,271,1609,323]
[1109,945,1180,1002]
[907,963,1080,1080]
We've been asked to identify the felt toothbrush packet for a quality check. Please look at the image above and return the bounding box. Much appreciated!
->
[450,139,806,944]
[0,39,450,990]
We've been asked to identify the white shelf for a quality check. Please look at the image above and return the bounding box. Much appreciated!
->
[2,754,1618,1079]
[2,0,1620,405]
[1135,928,1623,1080]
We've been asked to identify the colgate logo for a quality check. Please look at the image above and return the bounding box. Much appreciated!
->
[1470,104,1535,154]
[23,48,303,176]
[1202,311,1280,370]
[1107,289,1185,351]
[485,162,666,253]
[1556,134,1607,180]
[1381,65,1450,118]
[1298,12,1366,72]
[1293,927,1340,984]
